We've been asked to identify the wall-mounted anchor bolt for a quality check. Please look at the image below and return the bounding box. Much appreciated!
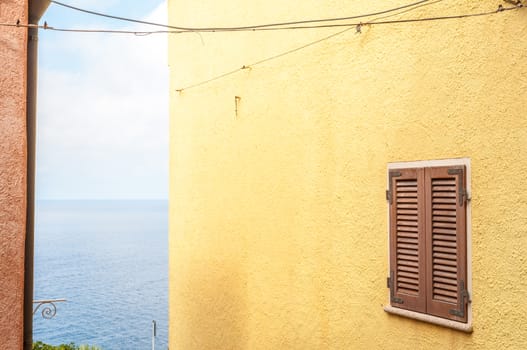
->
[235,96,241,118]
[356,23,363,34]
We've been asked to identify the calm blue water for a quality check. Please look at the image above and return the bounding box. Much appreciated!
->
[33,200,168,349]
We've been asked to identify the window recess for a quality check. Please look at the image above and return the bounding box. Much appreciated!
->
[386,165,469,324]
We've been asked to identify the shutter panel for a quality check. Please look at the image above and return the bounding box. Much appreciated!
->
[425,166,468,322]
[389,168,426,313]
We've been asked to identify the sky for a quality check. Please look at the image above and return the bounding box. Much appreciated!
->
[36,0,168,200]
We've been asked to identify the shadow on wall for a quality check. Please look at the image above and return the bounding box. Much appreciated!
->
[175,257,248,350]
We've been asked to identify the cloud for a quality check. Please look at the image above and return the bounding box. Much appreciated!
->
[36,1,168,199]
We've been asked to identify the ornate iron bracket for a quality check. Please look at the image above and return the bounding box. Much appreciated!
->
[33,299,66,319]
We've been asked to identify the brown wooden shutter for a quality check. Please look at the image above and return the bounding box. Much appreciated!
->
[389,168,426,313]
[425,166,468,322]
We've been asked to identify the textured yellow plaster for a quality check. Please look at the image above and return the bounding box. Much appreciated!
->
[168,1,527,349]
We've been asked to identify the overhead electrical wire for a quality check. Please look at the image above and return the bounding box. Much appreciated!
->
[233,4,520,32]
[0,3,521,35]
[174,2,521,92]
[0,21,163,35]
[176,26,356,92]
[365,0,444,23]
[175,0,445,91]
[0,2,522,91]
[49,0,434,32]
[0,22,39,29]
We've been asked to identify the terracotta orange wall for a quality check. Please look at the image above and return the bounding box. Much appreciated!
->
[0,0,28,348]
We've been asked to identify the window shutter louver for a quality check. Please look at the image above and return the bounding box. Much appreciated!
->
[389,168,426,313]
[425,166,468,323]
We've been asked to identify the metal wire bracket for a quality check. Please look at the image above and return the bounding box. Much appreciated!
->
[32,299,67,319]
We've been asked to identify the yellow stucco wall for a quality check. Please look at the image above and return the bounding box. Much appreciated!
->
[168,1,527,348]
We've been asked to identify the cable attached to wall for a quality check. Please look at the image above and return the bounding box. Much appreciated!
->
[175,26,356,93]
[0,1,522,35]
[174,3,522,92]
[0,2,522,92]
[49,0,433,32]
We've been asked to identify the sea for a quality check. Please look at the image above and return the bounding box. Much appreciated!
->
[33,200,168,350]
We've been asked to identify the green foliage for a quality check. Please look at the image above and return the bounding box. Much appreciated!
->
[78,346,102,350]
[33,341,101,350]
[32,342,76,350]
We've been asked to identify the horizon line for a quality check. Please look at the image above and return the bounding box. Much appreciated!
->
[36,198,168,201]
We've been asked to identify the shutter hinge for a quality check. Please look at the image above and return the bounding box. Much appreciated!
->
[449,280,469,318]
[447,168,467,207]
[387,171,402,204]
[389,271,404,304]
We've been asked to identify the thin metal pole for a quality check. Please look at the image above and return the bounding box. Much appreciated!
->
[24,3,51,348]
[152,320,156,350]
[23,23,38,350]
